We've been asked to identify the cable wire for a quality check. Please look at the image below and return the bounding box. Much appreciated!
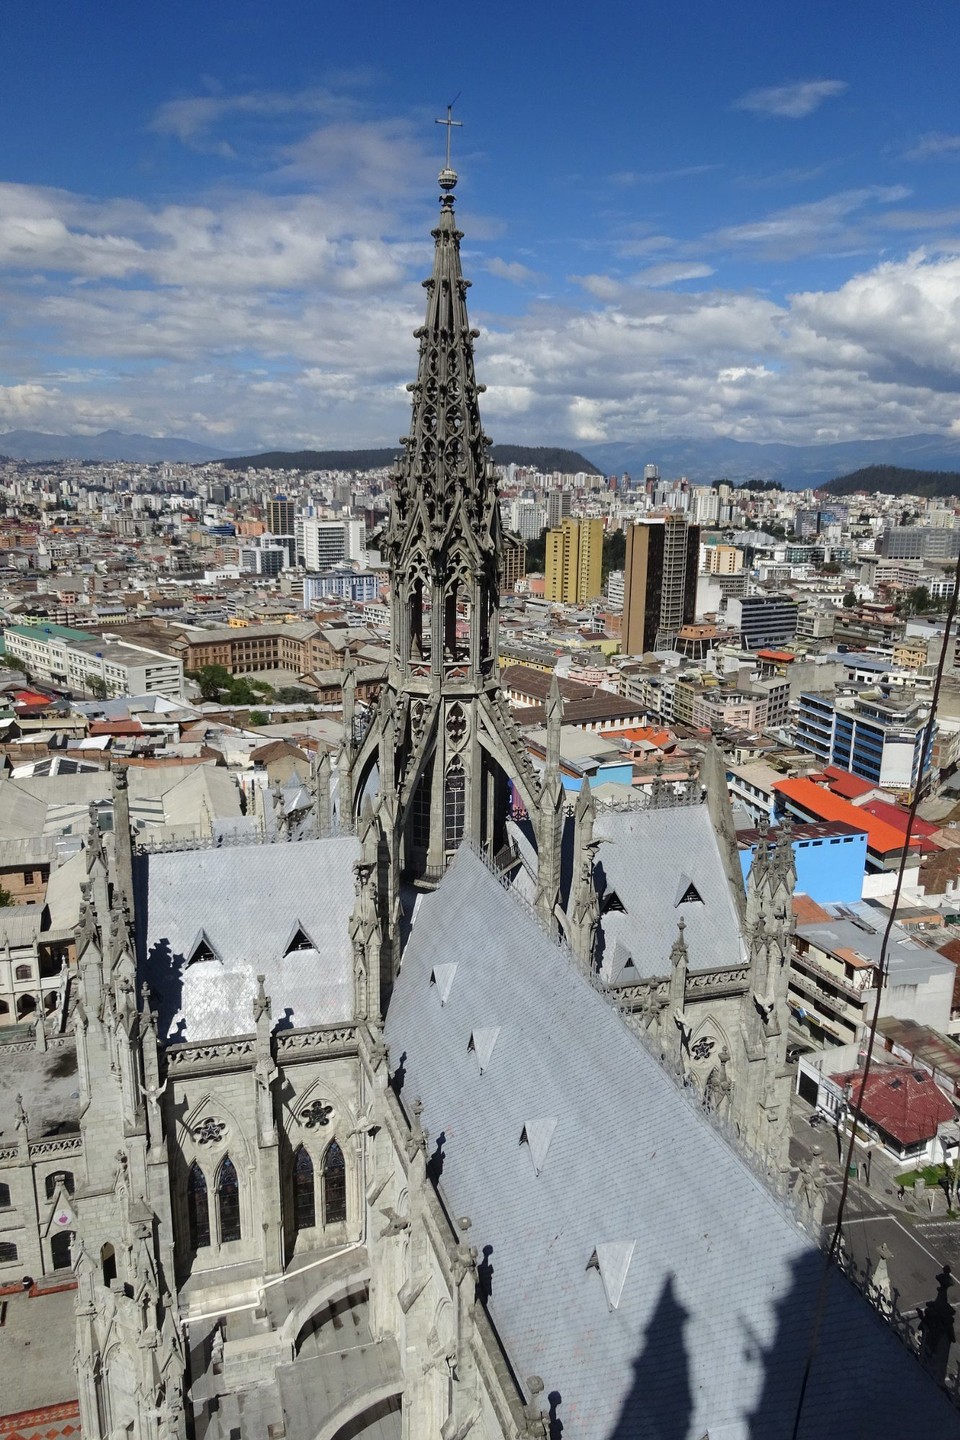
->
[790,553,960,1440]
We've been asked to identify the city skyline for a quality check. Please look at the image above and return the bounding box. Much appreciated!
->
[1,1,959,453]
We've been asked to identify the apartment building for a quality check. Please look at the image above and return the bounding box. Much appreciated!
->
[4,623,184,698]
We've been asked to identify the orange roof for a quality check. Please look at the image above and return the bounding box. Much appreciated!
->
[817,765,876,799]
[757,648,795,663]
[600,725,672,747]
[773,776,920,857]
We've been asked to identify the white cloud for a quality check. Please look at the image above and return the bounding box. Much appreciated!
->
[485,257,542,285]
[734,80,847,119]
[903,133,960,162]
[1,161,960,453]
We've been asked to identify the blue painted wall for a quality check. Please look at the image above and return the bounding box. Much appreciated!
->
[560,760,635,793]
[740,829,867,904]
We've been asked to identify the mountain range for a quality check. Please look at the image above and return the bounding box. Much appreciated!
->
[583,433,960,490]
[0,429,221,463]
[4,427,960,491]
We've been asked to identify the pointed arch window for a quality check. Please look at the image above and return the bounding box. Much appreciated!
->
[217,1156,241,1243]
[51,1230,72,1271]
[187,1162,210,1250]
[322,1141,346,1225]
[444,757,466,851]
[100,1242,117,1286]
[293,1145,315,1232]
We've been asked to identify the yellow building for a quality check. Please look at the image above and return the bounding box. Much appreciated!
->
[544,518,604,603]
[706,544,744,575]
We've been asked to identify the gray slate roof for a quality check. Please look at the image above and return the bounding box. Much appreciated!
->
[385,847,956,1439]
[135,837,359,1042]
[594,805,745,981]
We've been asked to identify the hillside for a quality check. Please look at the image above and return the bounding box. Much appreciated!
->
[220,443,601,475]
[584,433,960,490]
[819,464,960,498]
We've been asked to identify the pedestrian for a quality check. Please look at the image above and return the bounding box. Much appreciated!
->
[897,1183,905,1201]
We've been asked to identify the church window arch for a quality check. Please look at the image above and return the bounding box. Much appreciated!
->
[216,1156,241,1244]
[0,1240,18,1264]
[186,1162,210,1250]
[293,1145,315,1232]
[444,757,466,851]
[322,1141,346,1225]
[0,1182,10,1208]
[16,994,36,1019]
[51,1230,72,1271]
[15,964,31,981]
[100,1242,117,1286]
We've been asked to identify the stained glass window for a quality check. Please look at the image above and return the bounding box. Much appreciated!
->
[293,1146,315,1231]
[217,1157,241,1243]
[187,1162,210,1249]
[322,1141,346,1225]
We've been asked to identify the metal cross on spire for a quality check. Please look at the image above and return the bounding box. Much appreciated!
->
[435,99,462,187]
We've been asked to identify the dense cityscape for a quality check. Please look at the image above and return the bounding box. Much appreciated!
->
[5,3,960,1437]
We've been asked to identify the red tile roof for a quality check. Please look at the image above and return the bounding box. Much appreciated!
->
[831,1065,954,1146]
[861,798,941,845]
[817,765,877,799]
[773,776,920,858]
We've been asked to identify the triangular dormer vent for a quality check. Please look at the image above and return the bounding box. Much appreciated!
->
[467,1026,501,1075]
[601,889,625,915]
[186,929,219,966]
[283,920,316,955]
[586,1240,636,1311]
[429,963,458,1006]
[519,1117,557,1176]
[675,874,703,906]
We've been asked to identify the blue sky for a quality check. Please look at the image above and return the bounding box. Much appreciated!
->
[1,0,959,453]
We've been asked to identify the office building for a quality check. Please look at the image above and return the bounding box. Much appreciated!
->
[546,488,571,529]
[794,689,933,792]
[3,623,184,698]
[881,527,960,562]
[267,494,295,536]
[621,516,699,655]
[727,594,798,650]
[501,532,527,594]
[300,517,367,572]
[544,517,604,603]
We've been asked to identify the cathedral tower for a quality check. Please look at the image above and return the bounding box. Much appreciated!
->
[344,145,541,888]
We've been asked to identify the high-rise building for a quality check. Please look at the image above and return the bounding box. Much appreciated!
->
[501,532,527,595]
[545,488,571,529]
[622,516,699,654]
[544,517,604,603]
[300,517,367,572]
[267,494,295,535]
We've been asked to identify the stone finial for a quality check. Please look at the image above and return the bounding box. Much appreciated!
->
[253,974,271,1025]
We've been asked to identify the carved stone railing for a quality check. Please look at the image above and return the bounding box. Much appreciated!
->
[28,1134,83,1160]
[684,965,749,999]
[834,1243,960,1411]
[164,1025,360,1075]
[276,1026,359,1059]
[0,1034,72,1056]
[0,1143,18,1163]
[165,1036,257,1073]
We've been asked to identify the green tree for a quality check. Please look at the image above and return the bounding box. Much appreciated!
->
[525,527,547,573]
[842,591,857,609]
[86,673,108,699]
[602,528,626,582]
[249,710,269,726]
[0,882,13,907]
[276,686,314,704]
[188,664,233,700]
